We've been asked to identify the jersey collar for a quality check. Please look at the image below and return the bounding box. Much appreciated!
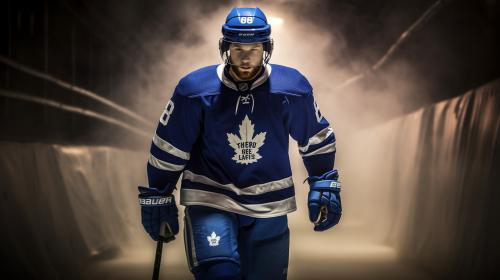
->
[217,64,272,92]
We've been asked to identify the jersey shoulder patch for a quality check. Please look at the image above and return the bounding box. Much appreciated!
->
[268,64,312,97]
[175,65,221,97]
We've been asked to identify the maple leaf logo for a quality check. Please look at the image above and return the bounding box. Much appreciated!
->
[227,115,266,165]
[207,232,220,247]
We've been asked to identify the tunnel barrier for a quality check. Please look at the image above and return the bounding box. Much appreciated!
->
[350,77,500,278]
[0,55,151,127]
[0,89,150,138]
[334,0,450,91]
[0,143,147,279]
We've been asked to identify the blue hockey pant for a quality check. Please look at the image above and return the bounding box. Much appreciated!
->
[183,205,289,280]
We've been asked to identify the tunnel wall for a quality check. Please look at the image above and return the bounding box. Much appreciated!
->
[0,143,146,279]
[350,77,500,278]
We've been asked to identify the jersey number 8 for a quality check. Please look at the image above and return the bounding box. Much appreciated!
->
[160,100,175,126]
[313,99,323,123]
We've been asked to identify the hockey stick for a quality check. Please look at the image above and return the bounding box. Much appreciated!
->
[152,223,176,280]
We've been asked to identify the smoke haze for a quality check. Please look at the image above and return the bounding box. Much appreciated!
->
[2,0,499,279]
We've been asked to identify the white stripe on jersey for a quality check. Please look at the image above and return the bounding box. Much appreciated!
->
[182,170,293,196]
[180,188,297,218]
[301,141,336,157]
[153,133,190,160]
[299,126,334,153]
[148,154,185,171]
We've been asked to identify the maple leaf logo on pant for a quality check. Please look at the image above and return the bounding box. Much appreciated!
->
[207,232,220,247]
[227,115,266,165]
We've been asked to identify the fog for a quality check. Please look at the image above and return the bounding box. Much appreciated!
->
[115,0,428,237]
[103,1,434,278]
[1,0,499,279]
[96,1,500,278]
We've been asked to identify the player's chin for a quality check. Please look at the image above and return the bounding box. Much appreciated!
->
[237,67,258,78]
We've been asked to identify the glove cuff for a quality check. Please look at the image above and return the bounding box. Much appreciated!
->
[138,185,176,204]
[305,169,339,184]
[138,194,176,207]
[310,180,341,192]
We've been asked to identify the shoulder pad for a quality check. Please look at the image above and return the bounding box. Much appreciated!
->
[175,65,221,97]
[268,64,312,96]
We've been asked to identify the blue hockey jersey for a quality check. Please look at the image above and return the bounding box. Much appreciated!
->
[147,64,336,218]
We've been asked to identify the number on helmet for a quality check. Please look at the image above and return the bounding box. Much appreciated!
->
[239,17,253,24]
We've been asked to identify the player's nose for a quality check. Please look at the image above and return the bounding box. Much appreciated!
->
[241,54,251,62]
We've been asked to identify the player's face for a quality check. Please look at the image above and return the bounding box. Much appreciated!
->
[229,43,264,81]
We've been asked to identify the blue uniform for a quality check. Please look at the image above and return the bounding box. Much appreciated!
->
[146,63,336,278]
[184,206,290,279]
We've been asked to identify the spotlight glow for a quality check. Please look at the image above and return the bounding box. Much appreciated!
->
[268,16,284,26]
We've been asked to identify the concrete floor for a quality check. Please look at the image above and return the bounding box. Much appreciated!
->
[82,218,431,280]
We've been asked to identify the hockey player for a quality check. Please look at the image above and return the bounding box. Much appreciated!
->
[138,7,342,280]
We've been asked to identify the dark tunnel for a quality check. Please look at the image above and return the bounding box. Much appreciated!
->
[1,0,499,279]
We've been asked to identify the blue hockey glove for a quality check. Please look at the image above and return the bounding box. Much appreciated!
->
[138,186,179,241]
[306,169,342,232]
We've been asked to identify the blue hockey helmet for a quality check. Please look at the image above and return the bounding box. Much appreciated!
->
[219,7,274,65]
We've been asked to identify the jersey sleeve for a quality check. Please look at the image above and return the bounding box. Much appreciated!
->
[287,93,336,177]
[147,88,202,193]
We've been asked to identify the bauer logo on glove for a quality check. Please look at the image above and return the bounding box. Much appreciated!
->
[139,196,173,206]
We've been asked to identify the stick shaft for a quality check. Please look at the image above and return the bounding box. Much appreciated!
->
[152,241,164,280]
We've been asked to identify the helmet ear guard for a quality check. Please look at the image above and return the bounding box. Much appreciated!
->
[218,38,231,65]
[219,38,230,55]
[263,39,274,64]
